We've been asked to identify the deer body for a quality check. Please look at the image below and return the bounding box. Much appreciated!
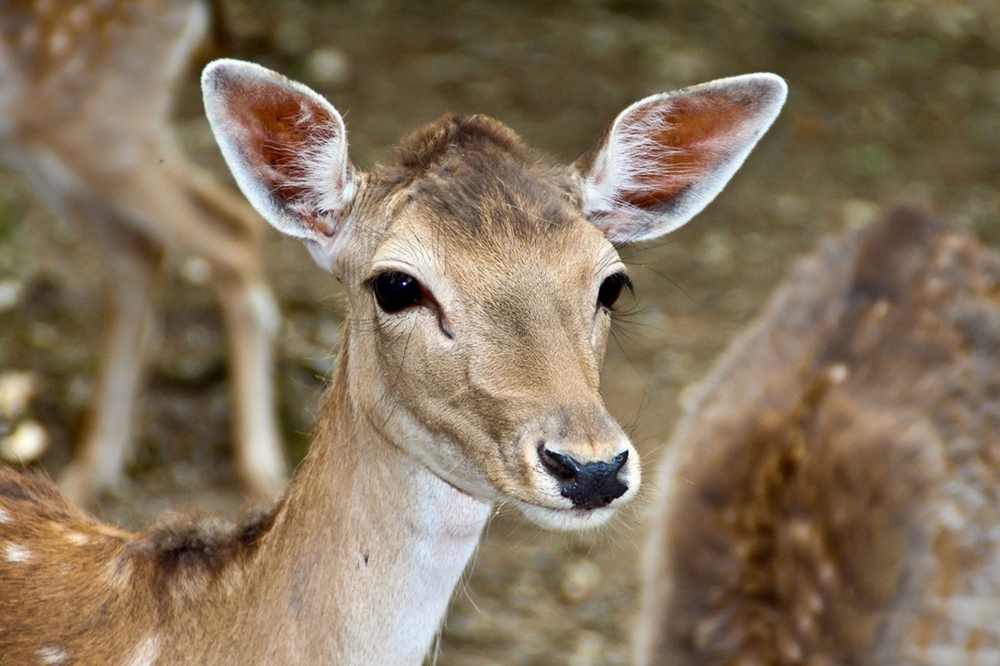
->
[0,0,287,503]
[0,60,785,663]
[637,208,1000,665]
[1,360,487,664]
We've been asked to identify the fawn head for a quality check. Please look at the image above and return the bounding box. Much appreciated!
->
[202,60,785,529]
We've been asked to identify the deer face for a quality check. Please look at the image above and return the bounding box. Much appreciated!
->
[202,60,786,530]
[337,132,636,528]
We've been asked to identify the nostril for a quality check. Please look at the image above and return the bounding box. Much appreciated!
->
[538,444,579,480]
[606,450,628,476]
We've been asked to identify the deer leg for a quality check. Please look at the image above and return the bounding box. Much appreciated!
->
[172,165,288,499]
[115,161,288,499]
[59,220,163,506]
[213,269,286,500]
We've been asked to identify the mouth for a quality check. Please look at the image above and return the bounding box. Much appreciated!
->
[513,499,621,531]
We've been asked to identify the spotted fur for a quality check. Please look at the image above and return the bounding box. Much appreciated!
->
[638,207,1000,665]
[0,0,287,506]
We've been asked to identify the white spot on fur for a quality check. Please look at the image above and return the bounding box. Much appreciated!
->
[782,641,803,661]
[937,499,968,531]
[871,298,890,319]
[65,531,89,546]
[5,542,31,563]
[788,519,813,544]
[179,256,211,285]
[47,28,71,59]
[796,612,814,634]
[818,561,836,585]
[38,646,68,664]
[126,634,161,666]
[827,363,849,384]
[0,508,9,523]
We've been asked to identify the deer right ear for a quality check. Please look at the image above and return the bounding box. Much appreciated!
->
[202,59,356,272]
[574,73,787,244]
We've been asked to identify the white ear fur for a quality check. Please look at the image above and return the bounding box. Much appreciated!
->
[577,73,787,244]
[201,59,356,272]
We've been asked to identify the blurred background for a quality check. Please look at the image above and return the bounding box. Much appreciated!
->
[1,1,998,664]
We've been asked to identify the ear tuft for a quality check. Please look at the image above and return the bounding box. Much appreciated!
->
[202,59,356,271]
[575,73,787,243]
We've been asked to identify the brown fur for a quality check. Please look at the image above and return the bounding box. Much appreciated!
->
[0,58,785,663]
[0,0,287,505]
[638,207,1000,664]
[396,113,530,171]
[0,466,281,662]
[0,87,626,666]
[377,113,579,244]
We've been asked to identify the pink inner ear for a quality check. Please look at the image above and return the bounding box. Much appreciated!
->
[222,80,340,213]
[620,93,750,209]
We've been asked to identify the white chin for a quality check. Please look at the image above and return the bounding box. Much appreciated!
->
[516,501,618,531]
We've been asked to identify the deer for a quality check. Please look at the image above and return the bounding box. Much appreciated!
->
[0,0,287,504]
[636,206,1000,665]
[0,59,786,664]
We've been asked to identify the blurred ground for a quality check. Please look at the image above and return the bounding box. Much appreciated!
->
[1,1,999,664]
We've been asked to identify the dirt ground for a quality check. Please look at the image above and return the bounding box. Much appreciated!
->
[1,1,999,664]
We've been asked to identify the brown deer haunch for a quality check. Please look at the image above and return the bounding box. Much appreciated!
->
[637,207,1000,665]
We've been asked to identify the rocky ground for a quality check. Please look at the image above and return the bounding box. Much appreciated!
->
[1,1,998,664]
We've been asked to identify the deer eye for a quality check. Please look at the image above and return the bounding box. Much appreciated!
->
[371,271,425,313]
[598,272,632,311]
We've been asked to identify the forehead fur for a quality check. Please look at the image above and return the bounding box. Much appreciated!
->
[386,114,582,243]
[397,113,529,170]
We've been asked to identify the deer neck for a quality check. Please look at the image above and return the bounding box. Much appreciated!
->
[248,343,491,664]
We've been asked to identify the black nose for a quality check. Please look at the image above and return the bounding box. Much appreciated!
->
[538,446,629,510]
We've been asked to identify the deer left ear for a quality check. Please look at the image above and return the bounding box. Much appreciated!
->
[574,73,787,244]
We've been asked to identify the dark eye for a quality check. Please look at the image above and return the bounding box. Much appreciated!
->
[371,271,425,313]
[598,272,632,311]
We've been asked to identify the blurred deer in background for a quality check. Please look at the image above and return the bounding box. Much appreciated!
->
[0,0,287,503]
[0,61,786,664]
[637,207,1000,665]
